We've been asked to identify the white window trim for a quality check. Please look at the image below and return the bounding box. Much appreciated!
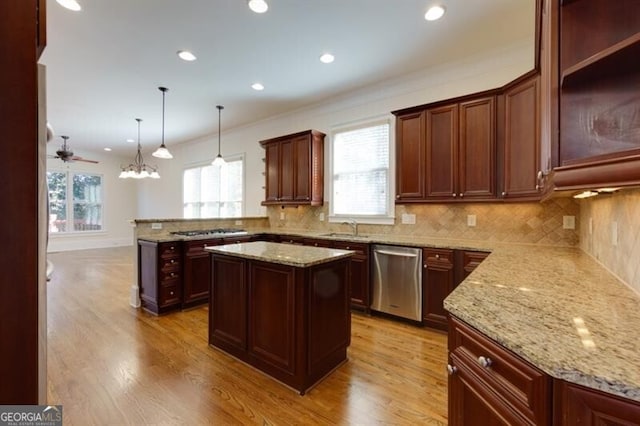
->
[328,115,396,225]
[182,152,246,218]
[47,169,106,235]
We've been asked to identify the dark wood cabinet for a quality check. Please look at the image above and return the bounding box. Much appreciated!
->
[554,380,640,425]
[458,250,490,282]
[260,130,325,206]
[551,0,640,191]
[209,252,351,395]
[279,235,306,245]
[138,240,183,315]
[422,248,455,330]
[448,316,552,426]
[500,74,542,200]
[333,240,370,311]
[394,94,497,202]
[396,111,426,200]
[182,238,224,309]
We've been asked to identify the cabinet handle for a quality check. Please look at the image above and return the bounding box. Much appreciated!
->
[452,193,457,197]
[501,192,506,197]
[447,364,458,375]
[478,356,492,368]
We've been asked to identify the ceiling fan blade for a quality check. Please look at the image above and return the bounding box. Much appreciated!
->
[71,156,99,164]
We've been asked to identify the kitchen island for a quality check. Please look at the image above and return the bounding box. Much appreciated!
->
[204,241,354,395]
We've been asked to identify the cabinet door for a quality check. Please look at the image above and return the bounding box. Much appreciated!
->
[292,134,312,202]
[210,255,247,354]
[422,248,454,330]
[183,252,210,306]
[248,261,297,376]
[396,111,426,200]
[279,138,295,202]
[458,250,489,282]
[459,97,496,199]
[333,241,370,310]
[502,76,541,199]
[264,142,280,203]
[426,104,458,199]
[554,380,640,425]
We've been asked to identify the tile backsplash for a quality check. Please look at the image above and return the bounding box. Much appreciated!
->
[579,188,640,294]
[267,198,579,246]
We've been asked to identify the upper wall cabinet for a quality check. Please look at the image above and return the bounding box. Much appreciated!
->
[551,0,640,191]
[260,130,325,206]
[394,93,498,203]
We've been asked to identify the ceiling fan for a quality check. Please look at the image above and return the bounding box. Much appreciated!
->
[50,135,99,164]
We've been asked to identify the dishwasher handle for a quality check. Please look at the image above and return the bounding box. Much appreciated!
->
[374,249,419,258]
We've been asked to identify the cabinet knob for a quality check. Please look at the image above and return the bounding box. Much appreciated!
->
[314,243,318,247]
[396,195,400,199]
[306,197,310,200]
[423,263,427,269]
[478,356,492,368]
[535,184,540,190]
[170,259,175,264]
[170,246,175,250]
[452,193,457,197]
[447,364,458,375]
[459,193,464,198]
[170,272,175,277]
[346,246,350,250]
[170,291,174,296]
[501,192,506,197]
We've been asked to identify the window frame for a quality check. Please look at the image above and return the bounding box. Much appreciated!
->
[182,153,246,219]
[328,115,395,225]
[46,169,106,235]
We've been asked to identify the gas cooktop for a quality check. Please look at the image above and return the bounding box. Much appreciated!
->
[170,228,248,238]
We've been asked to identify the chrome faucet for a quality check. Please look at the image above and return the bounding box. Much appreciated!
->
[342,219,358,236]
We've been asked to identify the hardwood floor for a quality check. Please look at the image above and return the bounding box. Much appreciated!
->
[46,246,448,425]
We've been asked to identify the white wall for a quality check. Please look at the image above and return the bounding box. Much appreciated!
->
[46,148,138,252]
[137,39,534,219]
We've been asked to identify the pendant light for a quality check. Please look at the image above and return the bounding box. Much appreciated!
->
[119,118,160,179]
[212,105,226,167]
[152,86,173,159]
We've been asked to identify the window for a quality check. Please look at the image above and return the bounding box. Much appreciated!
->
[183,155,244,218]
[47,171,103,233]
[330,120,392,222]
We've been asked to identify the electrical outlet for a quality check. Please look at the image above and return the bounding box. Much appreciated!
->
[401,213,416,224]
[280,212,285,220]
[319,212,325,222]
[611,221,618,246]
[563,215,575,230]
[151,222,162,230]
[467,215,477,227]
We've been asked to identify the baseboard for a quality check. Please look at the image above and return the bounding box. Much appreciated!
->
[47,237,132,252]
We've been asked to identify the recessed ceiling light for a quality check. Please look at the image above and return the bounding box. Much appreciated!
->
[104,147,112,152]
[320,53,335,64]
[425,5,446,21]
[177,50,197,61]
[126,138,135,143]
[251,82,265,91]
[56,0,81,11]
[248,0,268,13]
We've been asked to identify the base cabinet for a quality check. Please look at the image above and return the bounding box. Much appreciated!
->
[182,238,224,309]
[138,240,183,315]
[209,254,351,394]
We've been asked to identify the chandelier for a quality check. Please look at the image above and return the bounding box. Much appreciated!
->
[119,118,160,179]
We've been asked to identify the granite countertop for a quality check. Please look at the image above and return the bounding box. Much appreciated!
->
[444,245,640,402]
[137,228,640,401]
[204,241,355,268]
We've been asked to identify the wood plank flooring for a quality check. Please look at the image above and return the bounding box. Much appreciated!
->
[46,246,448,425]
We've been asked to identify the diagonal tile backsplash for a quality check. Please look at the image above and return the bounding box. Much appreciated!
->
[268,198,580,246]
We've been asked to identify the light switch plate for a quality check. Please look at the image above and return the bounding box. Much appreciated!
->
[151,222,162,230]
[319,212,325,222]
[467,215,477,227]
[280,212,285,220]
[401,213,416,225]
[563,216,575,230]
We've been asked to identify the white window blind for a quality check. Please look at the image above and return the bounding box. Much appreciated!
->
[331,122,390,218]
[183,156,244,218]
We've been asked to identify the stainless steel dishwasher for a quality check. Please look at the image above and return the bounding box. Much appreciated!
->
[370,244,422,321]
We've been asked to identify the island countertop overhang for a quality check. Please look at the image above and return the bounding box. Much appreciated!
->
[204,241,355,268]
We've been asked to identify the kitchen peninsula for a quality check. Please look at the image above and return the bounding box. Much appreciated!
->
[205,241,354,395]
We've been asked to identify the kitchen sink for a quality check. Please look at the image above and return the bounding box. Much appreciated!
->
[319,232,369,239]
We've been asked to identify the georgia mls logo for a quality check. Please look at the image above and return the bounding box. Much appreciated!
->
[0,405,63,426]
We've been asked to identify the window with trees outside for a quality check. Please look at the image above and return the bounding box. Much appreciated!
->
[330,120,392,223]
[47,171,103,233]
[183,155,244,218]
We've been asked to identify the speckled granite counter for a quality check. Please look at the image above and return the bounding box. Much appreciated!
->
[204,241,354,268]
[444,245,640,402]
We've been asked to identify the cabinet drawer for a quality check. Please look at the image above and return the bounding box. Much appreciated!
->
[159,283,181,306]
[160,270,180,283]
[450,317,550,425]
[424,248,453,266]
[333,241,368,257]
[303,238,333,248]
[159,242,181,258]
[160,257,180,273]
[185,239,223,255]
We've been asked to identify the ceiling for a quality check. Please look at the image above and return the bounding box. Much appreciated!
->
[41,0,536,156]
